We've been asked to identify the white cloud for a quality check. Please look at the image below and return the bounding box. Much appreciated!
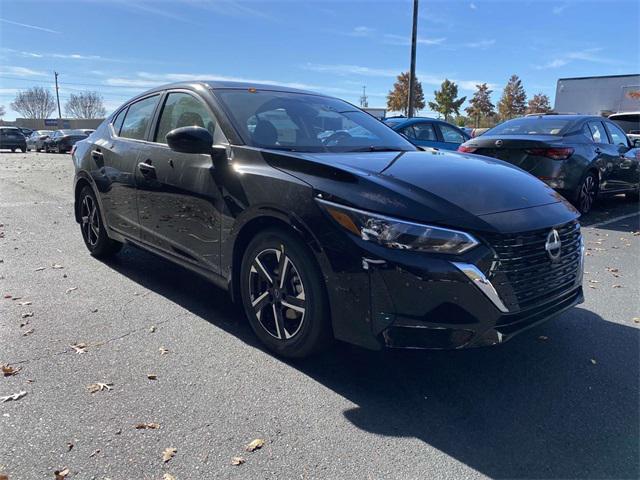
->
[0,66,47,77]
[383,34,446,46]
[302,63,399,78]
[350,26,375,37]
[536,47,618,69]
[463,39,495,49]
[0,18,60,34]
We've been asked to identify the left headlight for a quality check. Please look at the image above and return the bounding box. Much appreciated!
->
[317,198,479,254]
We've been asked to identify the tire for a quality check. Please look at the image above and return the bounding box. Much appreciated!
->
[20,148,26,153]
[10,148,15,153]
[26,148,31,152]
[36,148,41,152]
[56,144,62,154]
[239,227,331,358]
[574,172,599,214]
[78,186,122,258]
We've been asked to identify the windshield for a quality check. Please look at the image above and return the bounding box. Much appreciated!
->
[609,114,639,133]
[214,89,415,153]
[487,117,572,136]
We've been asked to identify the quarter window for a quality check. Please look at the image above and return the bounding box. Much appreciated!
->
[119,95,159,141]
[112,108,127,135]
[154,92,222,144]
[604,122,629,146]
[587,122,609,144]
[399,126,416,139]
[439,124,464,143]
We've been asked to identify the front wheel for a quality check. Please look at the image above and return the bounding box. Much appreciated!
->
[574,172,598,214]
[78,186,122,258]
[240,228,331,358]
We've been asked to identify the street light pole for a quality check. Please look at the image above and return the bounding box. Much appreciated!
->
[407,0,419,118]
[54,71,61,120]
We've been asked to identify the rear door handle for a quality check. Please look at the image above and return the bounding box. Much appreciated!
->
[137,160,156,178]
[91,149,103,161]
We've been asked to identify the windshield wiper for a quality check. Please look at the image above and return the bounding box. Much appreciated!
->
[348,146,404,152]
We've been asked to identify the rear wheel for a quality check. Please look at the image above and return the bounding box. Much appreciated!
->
[20,147,26,153]
[240,228,331,358]
[574,172,598,214]
[78,186,122,258]
[10,148,15,152]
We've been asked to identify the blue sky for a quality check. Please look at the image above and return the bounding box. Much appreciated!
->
[0,0,638,120]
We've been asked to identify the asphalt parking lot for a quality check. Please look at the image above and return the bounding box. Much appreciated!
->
[1,150,638,480]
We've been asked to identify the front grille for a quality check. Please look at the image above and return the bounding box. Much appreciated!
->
[483,220,582,311]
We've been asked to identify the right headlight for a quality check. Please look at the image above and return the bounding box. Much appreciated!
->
[317,198,479,254]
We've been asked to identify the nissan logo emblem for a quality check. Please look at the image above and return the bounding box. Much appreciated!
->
[495,139,503,147]
[545,229,562,261]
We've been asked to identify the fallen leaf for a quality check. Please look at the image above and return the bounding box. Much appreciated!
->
[588,285,597,289]
[34,266,46,271]
[1,365,21,377]
[537,335,549,342]
[588,279,599,284]
[590,358,597,365]
[245,438,265,452]
[149,325,156,333]
[3,294,11,299]
[87,382,112,393]
[147,374,158,380]
[159,347,169,355]
[231,456,246,466]
[65,287,77,294]
[89,449,100,458]
[70,343,87,354]
[134,422,160,430]
[22,328,34,336]
[633,317,640,324]
[51,264,64,269]
[91,308,98,313]
[612,285,623,288]
[21,312,33,318]
[0,391,26,403]
[54,467,69,480]
[606,267,619,273]
[163,474,176,480]
[67,442,74,451]
[17,301,32,306]
[0,473,9,480]
[162,447,177,463]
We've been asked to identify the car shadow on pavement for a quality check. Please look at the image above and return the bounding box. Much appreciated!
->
[102,247,639,479]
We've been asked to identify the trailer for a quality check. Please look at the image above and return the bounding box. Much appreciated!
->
[554,74,640,116]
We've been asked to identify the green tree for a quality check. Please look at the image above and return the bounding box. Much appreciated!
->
[428,79,466,123]
[465,83,495,127]
[497,74,527,120]
[386,72,425,116]
[527,93,552,114]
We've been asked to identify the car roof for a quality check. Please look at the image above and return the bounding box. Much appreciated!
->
[517,114,607,121]
[136,80,326,98]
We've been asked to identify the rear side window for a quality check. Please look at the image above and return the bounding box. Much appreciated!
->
[399,125,416,139]
[587,122,609,144]
[120,95,159,141]
[604,122,629,146]
[413,123,437,141]
[439,124,464,143]
[154,92,221,144]
[112,108,127,135]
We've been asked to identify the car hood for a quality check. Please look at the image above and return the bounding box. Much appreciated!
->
[263,148,578,233]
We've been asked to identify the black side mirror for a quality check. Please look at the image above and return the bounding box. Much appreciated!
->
[633,139,640,148]
[166,126,213,154]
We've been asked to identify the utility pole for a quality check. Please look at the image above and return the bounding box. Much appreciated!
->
[407,0,419,118]
[360,86,368,108]
[54,71,61,120]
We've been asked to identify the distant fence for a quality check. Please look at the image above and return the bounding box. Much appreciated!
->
[7,118,105,130]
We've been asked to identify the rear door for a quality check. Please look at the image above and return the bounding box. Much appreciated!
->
[136,90,226,274]
[586,120,620,192]
[399,121,440,149]
[96,94,160,239]
[603,120,637,191]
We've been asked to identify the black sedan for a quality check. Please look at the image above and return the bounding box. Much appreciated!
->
[72,81,584,357]
[459,115,640,213]
[0,127,27,152]
[44,129,90,153]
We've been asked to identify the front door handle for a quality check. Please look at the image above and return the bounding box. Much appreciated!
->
[594,148,602,154]
[91,149,103,161]
[137,160,156,178]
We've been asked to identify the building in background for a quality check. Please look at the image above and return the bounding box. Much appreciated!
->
[3,118,105,130]
[554,74,640,116]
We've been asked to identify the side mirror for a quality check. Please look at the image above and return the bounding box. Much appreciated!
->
[166,126,213,154]
[633,139,640,148]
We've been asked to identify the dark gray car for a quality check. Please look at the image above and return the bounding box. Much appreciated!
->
[458,115,640,213]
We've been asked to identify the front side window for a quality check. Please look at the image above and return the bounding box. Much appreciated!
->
[215,89,415,153]
[412,123,437,141]
[154,92,223,144]
[119,95,159,141]
[604,121,629,146]
[439,124,464,143]
[587,122,609,144]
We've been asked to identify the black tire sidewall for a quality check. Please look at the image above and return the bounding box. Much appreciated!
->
[575,171,598,214]
[79,186,121,258]
[240,228,331,358]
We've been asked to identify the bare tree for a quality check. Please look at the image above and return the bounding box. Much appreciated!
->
[65,91,106,119]
[10,87,57,119]
[0,105,5,119]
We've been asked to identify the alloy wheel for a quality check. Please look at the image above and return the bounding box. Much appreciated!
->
[579,175,596,213]
[80,194,100,247]
[248,247,306,340]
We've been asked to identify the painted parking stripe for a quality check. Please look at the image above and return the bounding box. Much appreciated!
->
[584,211,640,229]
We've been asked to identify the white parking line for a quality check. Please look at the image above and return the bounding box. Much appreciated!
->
[584,211,640,229]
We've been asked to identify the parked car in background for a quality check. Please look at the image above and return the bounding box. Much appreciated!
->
[608,112,640,142]
[73,81,584,358]
[18,127,34,138]
[384,117,470,150]
[458,115,640,213]
[26,130,53,151]
[0,127,27,152]
[44,129,90,153]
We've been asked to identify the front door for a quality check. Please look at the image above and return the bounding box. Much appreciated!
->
[604,120,637,191]
[136,90,226,274]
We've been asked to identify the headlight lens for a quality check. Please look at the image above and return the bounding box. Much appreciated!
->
[317,199,479,254]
